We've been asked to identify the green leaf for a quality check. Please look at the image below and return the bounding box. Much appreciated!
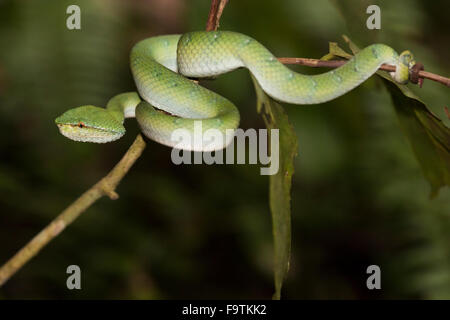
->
[335,36,450,196]
[381,80,450,197]
[321,41,354,60]
[251,75,298,299]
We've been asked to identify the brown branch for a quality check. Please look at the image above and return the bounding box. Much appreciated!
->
[206,0,229,31]
[0,135,146,287]
[278,57,450,87]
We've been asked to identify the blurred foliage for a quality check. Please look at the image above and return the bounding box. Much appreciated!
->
[0,0,449,299]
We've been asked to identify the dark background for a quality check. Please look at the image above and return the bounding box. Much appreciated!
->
[0,0,449,299]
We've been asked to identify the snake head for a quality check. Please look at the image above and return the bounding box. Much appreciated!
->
[55,106,125,143]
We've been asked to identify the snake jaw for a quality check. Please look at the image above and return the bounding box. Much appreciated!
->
[56,123,125,143]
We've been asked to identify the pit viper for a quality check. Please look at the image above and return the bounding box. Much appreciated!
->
[55,31,416,151]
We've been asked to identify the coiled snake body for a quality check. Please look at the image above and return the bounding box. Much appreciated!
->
[55,31,415,151]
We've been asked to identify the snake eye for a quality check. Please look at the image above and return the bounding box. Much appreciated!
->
[78,122,85,128]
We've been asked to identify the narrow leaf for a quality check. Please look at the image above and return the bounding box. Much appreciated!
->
[251,75,298,299]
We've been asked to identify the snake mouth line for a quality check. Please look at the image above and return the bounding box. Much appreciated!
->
[56,123,124,134]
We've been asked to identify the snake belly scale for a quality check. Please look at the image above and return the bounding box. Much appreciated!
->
[55,31,415,151]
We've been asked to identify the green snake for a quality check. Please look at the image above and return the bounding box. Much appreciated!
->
[55,31,415,151]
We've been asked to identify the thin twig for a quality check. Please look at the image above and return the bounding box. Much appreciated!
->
[0,135,146,287]
[278,57,450,87]
[206,0,228,31]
